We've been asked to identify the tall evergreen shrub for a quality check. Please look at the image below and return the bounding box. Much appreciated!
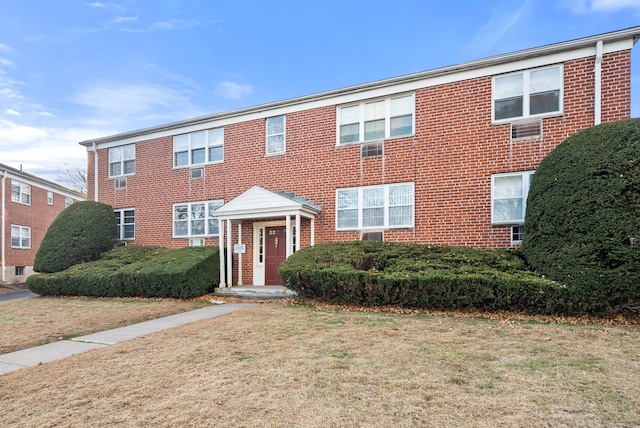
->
[521,119,640,312]
[34,201,117,273]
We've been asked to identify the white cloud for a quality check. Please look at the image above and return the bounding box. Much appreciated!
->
[111,16,138,24]
[592,0,640,10]
[559,0,640,12]
[0,44,13,54]
[0,88,23,99]
[466,0,534,52]
[6,109,20,116]
[215,81,254,100]
[0,118,114,183]
[0,58,15,67]
[85,2,106,8]
[68,81,206,126]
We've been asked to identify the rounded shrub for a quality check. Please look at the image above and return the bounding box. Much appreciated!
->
[34,201,117,273]
[521,119,640,313]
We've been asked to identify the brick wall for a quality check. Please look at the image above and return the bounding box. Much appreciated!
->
[86,49,632,284]
[3,178,79,283]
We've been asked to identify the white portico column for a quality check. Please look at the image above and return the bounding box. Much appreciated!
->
[295,214,301,252]
[218,219,225,288]
[285,215,292,258]
[237,222,243,286]
[226,219,233,287]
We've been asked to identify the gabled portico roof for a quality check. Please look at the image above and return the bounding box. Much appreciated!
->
[214,186,322,221]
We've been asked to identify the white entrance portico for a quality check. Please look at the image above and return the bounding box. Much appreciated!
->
[213,186,321,287]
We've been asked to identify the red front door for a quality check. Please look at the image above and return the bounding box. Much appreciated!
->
[265,226,286,285]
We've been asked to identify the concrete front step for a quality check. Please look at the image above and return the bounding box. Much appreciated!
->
[214,285,297,299]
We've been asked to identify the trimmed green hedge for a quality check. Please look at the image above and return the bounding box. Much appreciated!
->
[279,241,568,314]
[27,246,219,299]
[522,119,640,313]
[34,201,117,273]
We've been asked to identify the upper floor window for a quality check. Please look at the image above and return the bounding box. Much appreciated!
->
[336,182,414,231]
[114,209,135,240]
[493,66,562,122]
[47,191,54,205]
[65,197,73,208]
[11,180,30,205]
[173,200,224,238]
[266,115,285,155]
[174,128,224,168]
[109,144,136,177]
[338,94,414,144]
[491,171,535,225]
[11,225,30,249]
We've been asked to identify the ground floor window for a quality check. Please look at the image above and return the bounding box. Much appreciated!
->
[491,171,535,225]
[511,225,525,244]
[15,266,25,276]
[114,209,135,240]
[11,225,30,249]
[173,200,223,238]
[336,182,414,231]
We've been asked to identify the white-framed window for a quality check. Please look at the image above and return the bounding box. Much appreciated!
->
[174,128,224,168]
[11,180,30,205]
[173,200,224,238]
[336,182,414,231]
[47,191,54,205]
[493,65,562,122]
[11,225,30,249]
[65,197,73,208]
[511,225,525,244]
[114,209,135,240]
[338,93,414,144]
[266,115,285,155]
[491,171,535,225]
[109,144,136,177]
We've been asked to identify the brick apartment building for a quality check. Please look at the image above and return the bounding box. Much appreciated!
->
[1,163,85,283]
[80,27,639,288]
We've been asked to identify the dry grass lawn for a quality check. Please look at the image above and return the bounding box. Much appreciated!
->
[0,296,210,354]
[1,296,639,427]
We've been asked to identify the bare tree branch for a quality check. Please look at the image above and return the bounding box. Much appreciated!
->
[57,164,87,196]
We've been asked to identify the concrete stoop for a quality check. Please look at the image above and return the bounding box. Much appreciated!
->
[214,285,297,299]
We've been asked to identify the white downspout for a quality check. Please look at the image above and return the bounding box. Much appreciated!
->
[91,142,99,201]
[1,170,6,283]
[594,40,603,125]
[218,219,225,288]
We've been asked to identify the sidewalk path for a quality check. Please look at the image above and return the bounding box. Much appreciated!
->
[0,303,255,375]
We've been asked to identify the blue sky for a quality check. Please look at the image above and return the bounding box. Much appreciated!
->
[1,0,639,185]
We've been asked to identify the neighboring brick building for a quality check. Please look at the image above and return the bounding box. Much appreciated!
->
[80,27,639,287]
[1,164,86,283]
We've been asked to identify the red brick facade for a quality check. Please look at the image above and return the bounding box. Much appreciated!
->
[1,165,85,283]
[82,29,637,286]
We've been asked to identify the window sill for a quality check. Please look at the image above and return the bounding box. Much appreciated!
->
[173,161,223,170]
[492,111,562,125]
[336,133,415,147]
[109,174,135,179]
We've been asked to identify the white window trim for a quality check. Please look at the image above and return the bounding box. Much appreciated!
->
[10,225,30,249]
[266,115,286,155]
[65,197,73,208]
[114,208,135,241]
[492,65,563,123]
[11,180,30,205]
[172,200,224,238]
[491,171,535,225]
[108,144,136,178]
[47,191,54,205]
[337,93,415,145]
[173,128,224,168]
[335,182,415,231]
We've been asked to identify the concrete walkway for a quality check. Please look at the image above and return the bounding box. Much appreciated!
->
[0,303,255,376]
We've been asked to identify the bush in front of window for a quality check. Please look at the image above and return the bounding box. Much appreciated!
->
[33,201,117,273]
[522,118,640,313]
[278,241,570,314]
[27,246,218,298]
